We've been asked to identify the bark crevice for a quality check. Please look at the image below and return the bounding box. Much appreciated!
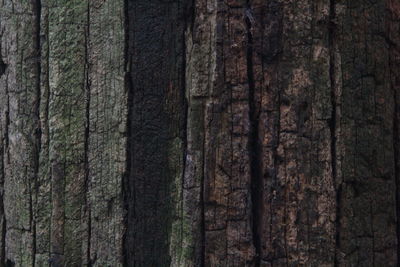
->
[122,0,133,264]
[0,30,6,78]
[0,60,6,78]
[246,3,262,266]
[83,2,91,264]
[32,0,42,266]
[0,24,7,267]
[393,81,400,267]
[329,0,340,266]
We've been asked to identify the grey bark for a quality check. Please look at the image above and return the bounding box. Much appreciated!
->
[0,0,399,266]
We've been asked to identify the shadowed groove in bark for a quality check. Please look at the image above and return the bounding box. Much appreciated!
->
[0,119,6,267]
[0,149,5,267]
[83,1,91,264]
[394,92,400,267]
[180,0,192,260]
[0,0,399,265]
[0,59,6,78]
[122,0,133,264]
[388,3,400,263]
[199,124,205,267]
[32,0,42,266]
[123,1,179,265]
[392,44,400,265]
[0,21,7,267]
[192,2,205,266]
[0,30,6,78]
[246,2,261,266]
[329,0,340,266]
[200,122,205,267]
[0,58,6,78]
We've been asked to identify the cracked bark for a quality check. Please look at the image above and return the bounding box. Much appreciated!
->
[0,0,399,266]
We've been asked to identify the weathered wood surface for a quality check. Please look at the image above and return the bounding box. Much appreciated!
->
[0,0,399,266]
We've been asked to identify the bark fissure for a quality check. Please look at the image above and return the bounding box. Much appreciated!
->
[201,119,205,267]
[122,0,133,264]
[0,31,6,78]
[83,2,91,264]
[389,3,400,262]
[0,0,398,265]
[246,3,261,266]
[180,7,189,261]
[0,120,6,267]
[32,0,42,266]
[0,56,6,77]
[394,88,400,267]
[0,146,5,267]
[329,1,341,266]
[0,25,7,267]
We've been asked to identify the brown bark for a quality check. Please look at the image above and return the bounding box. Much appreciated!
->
[0,0,399,266]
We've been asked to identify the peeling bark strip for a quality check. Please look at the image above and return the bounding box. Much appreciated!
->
[0,0,400,266]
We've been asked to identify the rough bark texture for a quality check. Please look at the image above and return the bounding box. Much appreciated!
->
[124,1,187,266]
[0,0,399,266]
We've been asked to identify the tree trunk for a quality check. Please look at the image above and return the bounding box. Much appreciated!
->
[0,0,399,266]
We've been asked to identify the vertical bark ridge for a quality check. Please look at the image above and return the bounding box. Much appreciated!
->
[170,1,190,264]
[87,0,126,264]
[184,1,216,265]
[0,0,400,266]
[0,0,43,263]
[46,1,88,265]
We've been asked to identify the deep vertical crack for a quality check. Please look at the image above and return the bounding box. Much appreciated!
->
[83,2,91,265]
[0,58,7,78]
[329,0,340,266]
[200,120,205,267]
[387,4,400,265]
[0,24,7,267]
[246,3,262,266]
[394,92,400,267]
[0,104,7,267]
[32,0,42,266]
[122,0,134,265]
[0,29,7,78]
[178,0,191,263]
[392,47,400,265]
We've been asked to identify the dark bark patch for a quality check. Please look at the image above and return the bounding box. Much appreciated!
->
[0,59,7,77]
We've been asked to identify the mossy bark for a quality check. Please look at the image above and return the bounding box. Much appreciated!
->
[0,0,400,266]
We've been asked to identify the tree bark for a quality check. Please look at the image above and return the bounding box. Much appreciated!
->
[0,0,399,266]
